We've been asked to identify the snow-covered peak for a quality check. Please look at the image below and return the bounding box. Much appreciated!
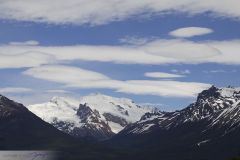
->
[50,96,80,110]
[79,93,153,123]
[28,94,155,139]
[82,93,135,107]
[28,97,81,130]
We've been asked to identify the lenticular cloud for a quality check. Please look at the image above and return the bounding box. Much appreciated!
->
[142,39,221,60]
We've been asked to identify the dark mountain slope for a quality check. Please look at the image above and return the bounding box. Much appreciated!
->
[0,95,74,150]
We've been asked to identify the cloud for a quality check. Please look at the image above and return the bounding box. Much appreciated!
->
[0,87,33,94]
[1,39,240,69]
[203,69,237,73]
[5,91,73,106]
[205,40,240,65]
[0,1,239,25]
[0,49,56,69]
[203,70,226,73]
[144,72,184,78]
[9,40,40,46]
[119,36,153,45]
[142,39,220,60]
[23,65,110,84]
[116,80,210,98]
[45,89,70,93]
[171,69,191,74]
[23,65,210,98]
[169,27,213,38]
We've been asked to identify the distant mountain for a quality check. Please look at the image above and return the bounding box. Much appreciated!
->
[0,94,72,150]
[28,93,156,141]
[110,86,240,160]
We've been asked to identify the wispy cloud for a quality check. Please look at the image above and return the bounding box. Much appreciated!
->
[0,87,33,94]
[144,72,184,78]
[169,27,213,38]
[203,69,237,73]
[119,36,154,45]
[0,1,239,25]
[23,65,210,98]
[171,69,191,74]
[45,89,70,93]
[9,40,40,46]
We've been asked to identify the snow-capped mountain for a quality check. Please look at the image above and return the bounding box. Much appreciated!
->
[79,93,155,133]
[121,86,240,135]
[110,86,240,160]
[27,93,155,140]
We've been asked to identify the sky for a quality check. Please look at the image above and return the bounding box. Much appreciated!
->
[0,0,239,111]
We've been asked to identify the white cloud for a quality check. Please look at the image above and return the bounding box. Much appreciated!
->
[9,40,40,46]
[144,72,184,78]
[23,65,110,84]
[45,89,70,93]
[169,27,213,38]
[116,80,210,98]
[142,39,220,60]
[0,1,239,25]
[0,49,55,69]
[0,87,33,94]
[6,91,73,106]
[205,40,240,65]
[1,39,240,69]
[23,65,210,98]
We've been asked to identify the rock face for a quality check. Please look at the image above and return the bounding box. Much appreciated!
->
[28,94,155,141]
[0,95,71,150]
[102,112,128,127]
[111,86,240,160]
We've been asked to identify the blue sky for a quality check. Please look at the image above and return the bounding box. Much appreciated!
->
[0,1,239,111]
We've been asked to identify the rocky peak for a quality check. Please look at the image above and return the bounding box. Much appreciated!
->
[77,103,93,119]
[77,103,101,122]
[0,95,27,118]
[191,86,239,114]
[0,94,11,103]
[197,85,220,101]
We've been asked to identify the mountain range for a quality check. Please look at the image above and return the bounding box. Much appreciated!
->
[0,86,240,160]
[110,86,240,160]
[27,93,155,141]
